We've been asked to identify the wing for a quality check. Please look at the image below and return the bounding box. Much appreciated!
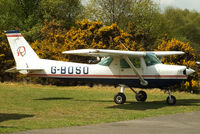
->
[63,49,146,57]
[152,51,185,56]
[63,49,184,57]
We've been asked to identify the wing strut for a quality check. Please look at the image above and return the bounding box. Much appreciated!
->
[123,56,148,86]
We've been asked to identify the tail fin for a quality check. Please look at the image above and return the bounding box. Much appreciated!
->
[6,30,40,69]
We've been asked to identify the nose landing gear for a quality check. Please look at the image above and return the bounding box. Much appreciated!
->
[166,90,176,105]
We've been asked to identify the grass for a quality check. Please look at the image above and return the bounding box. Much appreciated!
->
[0,82,200,133]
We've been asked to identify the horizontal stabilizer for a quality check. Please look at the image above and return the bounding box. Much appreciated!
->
[6,67,44,73]
[63,49,184,57]
[5,67,18,73]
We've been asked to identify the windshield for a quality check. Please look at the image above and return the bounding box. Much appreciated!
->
[98,57,113,66]
[144,53,161,66]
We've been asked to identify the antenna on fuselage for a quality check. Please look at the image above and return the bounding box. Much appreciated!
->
[119,41,129,51]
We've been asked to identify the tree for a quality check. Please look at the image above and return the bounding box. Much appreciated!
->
[26,0,83,42]
[0,0,43,42]
[85,0,162,50]
[16,0,44,42]
[0,32,17,82]
[85,0,133,28]
[31,20,67,61]
[0,0,23,30]
[162,7,200,53]
[126,0,162,50]
[40,0,83,29]
[15,0,42,29]
[0,0,43,30]
[0,0,83,42]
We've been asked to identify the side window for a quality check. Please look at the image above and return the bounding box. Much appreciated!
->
[120,59,130,68]
[120,57,141,68]
[131,58,141,68]
[98,57,113,66]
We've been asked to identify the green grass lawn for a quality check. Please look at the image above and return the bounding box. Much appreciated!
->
[0,82,200,133]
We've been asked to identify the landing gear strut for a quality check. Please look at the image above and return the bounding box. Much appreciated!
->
[166,90,176,105]
[130,87,147,102]
[136,91,147,102]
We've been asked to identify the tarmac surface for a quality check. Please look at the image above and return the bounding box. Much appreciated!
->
[14,111,200,134]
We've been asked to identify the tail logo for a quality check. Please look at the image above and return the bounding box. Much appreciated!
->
[17,46,26,57]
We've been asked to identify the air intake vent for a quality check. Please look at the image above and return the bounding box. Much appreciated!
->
[183,69,186,75]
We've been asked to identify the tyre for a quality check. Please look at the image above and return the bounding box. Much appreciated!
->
[136,91,147,102]
[166,95,176,105]
[114,93,126,104]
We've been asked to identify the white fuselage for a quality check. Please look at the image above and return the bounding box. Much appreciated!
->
[26,58,187,88]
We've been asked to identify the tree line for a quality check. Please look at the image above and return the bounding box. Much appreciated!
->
[0,0,199,91]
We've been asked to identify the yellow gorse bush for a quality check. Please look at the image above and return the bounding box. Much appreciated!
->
[157,39,197,68]
[185,80,199,89]
[157,38,199,89]
[32,19,140,62]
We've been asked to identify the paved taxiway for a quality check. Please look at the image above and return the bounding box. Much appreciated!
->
[14,111,200,134]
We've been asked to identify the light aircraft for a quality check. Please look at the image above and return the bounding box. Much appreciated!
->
[5,30,195,105]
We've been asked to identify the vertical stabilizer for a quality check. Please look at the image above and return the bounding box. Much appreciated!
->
[6,30,40,69]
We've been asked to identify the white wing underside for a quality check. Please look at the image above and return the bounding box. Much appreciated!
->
[63,49,184,57]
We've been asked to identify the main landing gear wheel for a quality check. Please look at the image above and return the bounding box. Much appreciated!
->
[136,91,147,102]
[114,93,126,104]
[166,95,176,105]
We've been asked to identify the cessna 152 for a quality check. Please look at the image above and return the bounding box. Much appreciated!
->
[5,30,195,105]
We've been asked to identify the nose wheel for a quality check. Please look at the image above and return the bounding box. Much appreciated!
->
[166,95,176,105]
[166,90,176,105]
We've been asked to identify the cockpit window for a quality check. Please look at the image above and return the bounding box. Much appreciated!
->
[120,57,141,68]
[98,57,113,66]
[144,53,161,66]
